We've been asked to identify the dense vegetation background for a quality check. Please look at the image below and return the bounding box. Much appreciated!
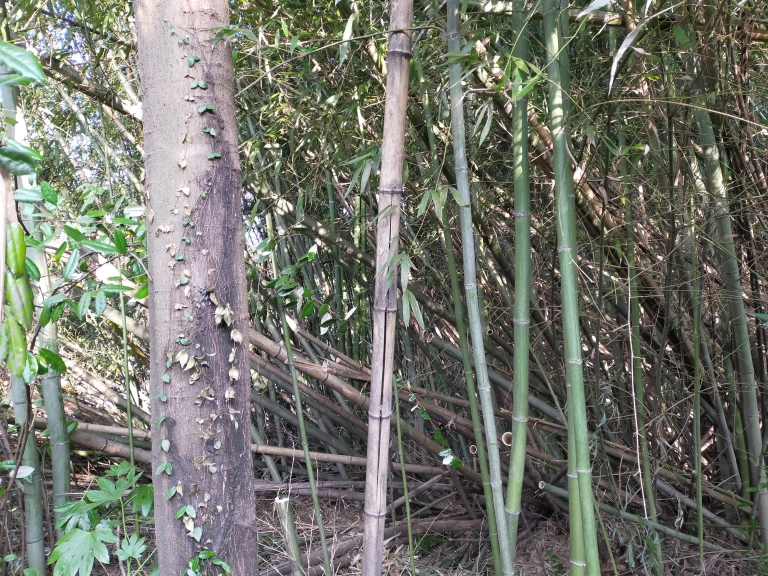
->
[1,0,768,574]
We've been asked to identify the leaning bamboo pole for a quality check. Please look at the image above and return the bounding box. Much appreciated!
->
[361,1,414,574]
[446,1,513,574]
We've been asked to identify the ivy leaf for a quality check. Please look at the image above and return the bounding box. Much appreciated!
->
[49,522,117,576]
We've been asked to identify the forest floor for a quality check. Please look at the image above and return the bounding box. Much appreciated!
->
[0,374,758,576]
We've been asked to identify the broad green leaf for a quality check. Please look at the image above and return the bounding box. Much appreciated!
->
[38,348,67,373]
[113,230,126,256]
[14,186,43,203]
[41,182,58,204]
[6,271,33,329]
[111,217,140,226]
[94,291,107,316]
[63,225,86,242]
[134,283,149,299]
[129,484,153,517]
[22,352,39,383]
[6,223,26,276]
[63,248,80,281]
[0,319,8,363]
[673,25,693,50]
[7,317,27,376]
[115,532,146,562]
[24,257,40,282]
[100,284,133,293]
[0,41,45,84]
[81,239,120,254]
[0,138,42,175]
[76,292,92,319]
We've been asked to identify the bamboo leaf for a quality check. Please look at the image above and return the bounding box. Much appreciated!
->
[339,13,356,65]
[608,5,676,94]
[577,0,611,19]
[478,100,493,147]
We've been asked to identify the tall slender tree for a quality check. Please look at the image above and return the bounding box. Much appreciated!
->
[135,1,259,573]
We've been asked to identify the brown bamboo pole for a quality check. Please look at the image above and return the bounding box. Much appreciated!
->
[362,4,415,572]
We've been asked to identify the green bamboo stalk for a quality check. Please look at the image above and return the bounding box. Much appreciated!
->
[542,1,599,573]
[689,199,704,566]
[393,376,416,575]
[251,424,282,482]
[328,171,348,357]
[440,216,503,574]
[118,290,135,466]
[504,0,532,564]
[446,2,513,574]
[626,190,661,568]
[417,45,503,574]
[23,224,69,534]
[691,93,768,549]
[275,496,304,576]
[268,215,332,576]
[10,375,46,575]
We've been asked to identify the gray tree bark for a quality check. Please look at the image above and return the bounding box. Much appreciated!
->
[135,1,259,574]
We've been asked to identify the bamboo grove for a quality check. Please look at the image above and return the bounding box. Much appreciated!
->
[1,0,768,574]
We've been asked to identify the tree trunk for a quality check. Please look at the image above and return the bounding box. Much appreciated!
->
[135,1,259,574]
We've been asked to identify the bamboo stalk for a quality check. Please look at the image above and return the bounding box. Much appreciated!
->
[10,376,46,574]
[275,497,304,576]
[543,1,599,572]
[446,2,513,574]
[504,0,532,563]
[393,377,416,575]
[361,3,414,571]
